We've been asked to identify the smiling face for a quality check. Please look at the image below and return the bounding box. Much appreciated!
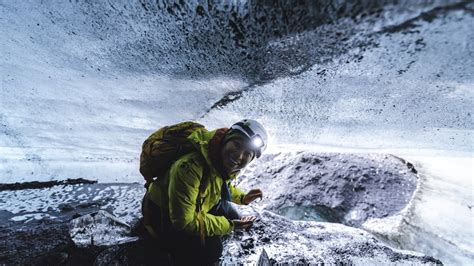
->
[221,137,255,175]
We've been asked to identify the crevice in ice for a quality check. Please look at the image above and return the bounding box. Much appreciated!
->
[276,205,341,223]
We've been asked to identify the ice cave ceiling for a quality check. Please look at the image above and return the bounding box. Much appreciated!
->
[1,0,472,182]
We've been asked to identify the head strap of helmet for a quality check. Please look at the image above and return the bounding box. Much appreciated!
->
[231,121,255,138]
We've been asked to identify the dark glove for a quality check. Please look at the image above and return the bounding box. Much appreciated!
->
[231,216,256,230]
[242,189,263,205]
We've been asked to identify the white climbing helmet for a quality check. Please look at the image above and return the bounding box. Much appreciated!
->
[229,119,268,158]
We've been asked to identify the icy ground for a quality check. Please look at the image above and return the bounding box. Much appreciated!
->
[221,209,440,265]
[1,152,441,265]
[0,183,144,225]
[69,209,443,265]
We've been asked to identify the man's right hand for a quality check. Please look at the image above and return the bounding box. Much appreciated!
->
[232,216,256,230]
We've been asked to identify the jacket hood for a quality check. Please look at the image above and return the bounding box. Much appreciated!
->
[187,128,238,179]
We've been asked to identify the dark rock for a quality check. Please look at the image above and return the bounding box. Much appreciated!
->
[58,203,74,212]
[241,238,255,250]
[0,178,97,191]
[93,244,149,266]
[381,1,471,34]
[406,162,418,174]
[257,248,271,266]
[76,201,102,209]
[36,252,69,265]
[0,209,171,265]
[0,219,72,265]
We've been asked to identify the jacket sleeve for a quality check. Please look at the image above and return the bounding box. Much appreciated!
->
[229,183,246,205]
[168,158,233,236]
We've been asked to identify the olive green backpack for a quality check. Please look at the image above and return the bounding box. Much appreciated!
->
[139,121,206,187]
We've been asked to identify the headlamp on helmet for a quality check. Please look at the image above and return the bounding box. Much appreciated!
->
[229,119,268,158]
[251,135,264,149]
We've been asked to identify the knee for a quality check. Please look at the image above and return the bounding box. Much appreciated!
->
[204,236,223,263]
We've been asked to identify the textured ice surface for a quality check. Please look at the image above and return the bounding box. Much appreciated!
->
[236,152,418,227]
[202,7,473,152]
[0,1,472,265]
[385,154,474,265]
[0,151,469,264]
[0,183,145,224]
[0,179,441,265]
[1,1,472,183]
[222,209,440,265]
[69,210,138,248]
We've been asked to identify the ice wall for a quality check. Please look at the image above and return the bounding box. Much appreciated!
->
[2,0,471,183]
[202,3,474,153]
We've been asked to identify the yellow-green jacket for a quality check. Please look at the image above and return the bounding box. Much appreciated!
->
[146,128,246,237]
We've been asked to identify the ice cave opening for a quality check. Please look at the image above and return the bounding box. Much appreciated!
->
[271,154,418,228]
[277,205,340,223]
[242,151,419,229]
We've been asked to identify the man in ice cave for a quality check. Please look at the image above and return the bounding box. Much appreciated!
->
[141,119,268,265]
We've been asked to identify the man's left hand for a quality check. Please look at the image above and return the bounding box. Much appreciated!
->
[243,189,263,205]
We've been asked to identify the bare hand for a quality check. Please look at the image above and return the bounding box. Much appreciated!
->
[232,216,256,230]
[243,189,263,205]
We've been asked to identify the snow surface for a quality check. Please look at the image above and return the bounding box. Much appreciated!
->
[0,183,144,224]
[388,154,474,265]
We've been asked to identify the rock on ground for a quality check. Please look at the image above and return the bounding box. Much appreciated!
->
[69,210,138,248]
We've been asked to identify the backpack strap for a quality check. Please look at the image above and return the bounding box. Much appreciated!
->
[195,155,210,209]
[195,157,210,245]
[142,193,159,239]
